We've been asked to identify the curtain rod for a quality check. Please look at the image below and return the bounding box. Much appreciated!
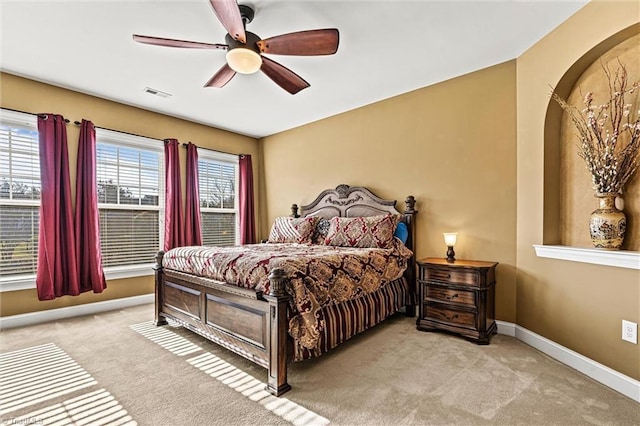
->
[3,107,70,123]
[181,142,244,158]
[73,120,159,141]
[70,122,246,157]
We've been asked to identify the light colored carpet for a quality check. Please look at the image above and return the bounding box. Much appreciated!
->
[1,303,638,425]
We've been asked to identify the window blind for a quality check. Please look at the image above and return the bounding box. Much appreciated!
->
[0,206,39,276]
[198,153,238,247]
[96,134,163,268]
[198,160,236,209]
[201,212,236,247]
[99,209,159,267]
[0,116,40,277]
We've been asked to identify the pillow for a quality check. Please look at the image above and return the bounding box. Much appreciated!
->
[394,221,409,245]
[324,214,400,248]
[268,216,318,244]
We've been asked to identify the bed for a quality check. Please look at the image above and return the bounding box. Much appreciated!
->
[153,184,417,395]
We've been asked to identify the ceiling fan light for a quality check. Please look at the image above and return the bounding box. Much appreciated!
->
[226,48,262,74]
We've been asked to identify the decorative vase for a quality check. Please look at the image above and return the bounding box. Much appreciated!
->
[589,193,626,250]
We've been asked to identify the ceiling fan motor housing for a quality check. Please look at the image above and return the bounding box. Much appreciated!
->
[225,31,261,54]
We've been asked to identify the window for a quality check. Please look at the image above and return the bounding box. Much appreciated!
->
[96,129,164,271]
[198,151,238,246]
[0,110,40,281]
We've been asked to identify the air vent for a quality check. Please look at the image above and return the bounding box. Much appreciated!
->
[144,87,172,98]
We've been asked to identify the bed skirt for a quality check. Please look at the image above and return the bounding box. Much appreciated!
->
[294,277,412,361]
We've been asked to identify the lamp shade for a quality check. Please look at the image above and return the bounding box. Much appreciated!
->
[443,233,458,247]
[226,48,262,74]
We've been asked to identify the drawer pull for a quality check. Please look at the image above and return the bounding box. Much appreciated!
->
[445,314,459,321]
[446,293,459,300]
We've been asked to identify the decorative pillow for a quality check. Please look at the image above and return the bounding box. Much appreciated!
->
[268,216,319,244]
[324,214,400,248]
[394,221,409,245]
[312,217,331,245]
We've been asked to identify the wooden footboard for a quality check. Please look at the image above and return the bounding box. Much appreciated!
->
[153,251,292,395]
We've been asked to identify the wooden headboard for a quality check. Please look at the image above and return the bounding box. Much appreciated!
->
[290,184,415,219]
[290,183,417,261]
[297,184,400,218]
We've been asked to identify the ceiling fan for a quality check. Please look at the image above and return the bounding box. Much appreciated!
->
[133,0,339,95]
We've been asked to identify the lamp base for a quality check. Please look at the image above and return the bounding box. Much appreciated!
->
[446,246,455,263]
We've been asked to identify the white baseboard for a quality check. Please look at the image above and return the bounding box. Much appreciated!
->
[495,320,516,337]
[0,294,154,330]
[496,320,639,402]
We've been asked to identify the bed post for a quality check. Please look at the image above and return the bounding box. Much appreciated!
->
[290,204,300,218]
[403,195,418,317]
[264,268,292,395]
[153,251,168,326]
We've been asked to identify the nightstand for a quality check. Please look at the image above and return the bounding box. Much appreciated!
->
[416,257,498,344]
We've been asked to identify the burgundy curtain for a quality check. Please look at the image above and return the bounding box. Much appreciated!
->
[75,119,106,294]
[184,143,202,246]
[36,114,80,300]
[164,139,184,251]
[239,154,256,244]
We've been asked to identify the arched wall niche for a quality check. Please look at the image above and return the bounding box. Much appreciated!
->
[543,23,640,250]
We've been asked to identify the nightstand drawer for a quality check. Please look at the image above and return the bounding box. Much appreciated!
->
[426,268,479,287]
[425,304,476,328]
[426,285,475,306]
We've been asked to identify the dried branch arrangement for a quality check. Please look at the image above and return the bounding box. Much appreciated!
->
[552,61,640,194]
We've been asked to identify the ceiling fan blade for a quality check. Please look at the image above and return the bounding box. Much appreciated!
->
[209,0,246,43]
[133,34,227,50]
[257,29,339,56]
[204,64,236,88]
[260,56,310,95]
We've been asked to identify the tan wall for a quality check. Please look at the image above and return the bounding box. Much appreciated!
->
[0,72,259,316]
[260,61,518,323]
[517,0,640,380]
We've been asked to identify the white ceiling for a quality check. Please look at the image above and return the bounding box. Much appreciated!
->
[0,0,588,139]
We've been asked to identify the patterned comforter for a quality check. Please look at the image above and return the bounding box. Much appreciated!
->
[163,240,413,351]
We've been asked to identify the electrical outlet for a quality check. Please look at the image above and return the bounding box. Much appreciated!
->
[622,320,637,344]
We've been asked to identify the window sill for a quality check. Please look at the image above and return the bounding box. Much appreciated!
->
[0,276,36,292]
[104,264,155,280]
[533,245,640,270]
[0,264,155,292]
